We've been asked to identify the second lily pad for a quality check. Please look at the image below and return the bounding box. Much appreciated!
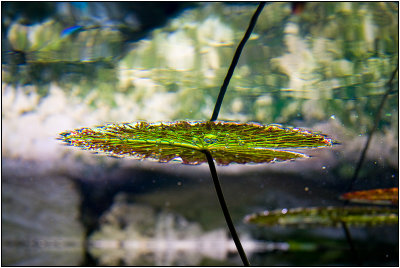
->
[340,188,398,206]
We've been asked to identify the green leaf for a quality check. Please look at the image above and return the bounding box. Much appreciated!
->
[59,121,333,165]
[244,206,398,228]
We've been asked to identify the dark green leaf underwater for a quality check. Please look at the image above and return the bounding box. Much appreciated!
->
[245,206,398,228]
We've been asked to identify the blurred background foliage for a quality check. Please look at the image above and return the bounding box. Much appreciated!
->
[2,2,398,130]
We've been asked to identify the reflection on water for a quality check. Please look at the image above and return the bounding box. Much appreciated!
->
[2,2,398,266]
[89,193,285,266]
[2,159,85,266]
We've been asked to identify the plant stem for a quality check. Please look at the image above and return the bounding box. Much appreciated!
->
[340,221,362,266]
[207,4,265,262]
[203,149,250,266]
[346,64,398,193]
[210,2,265,122]
[342,64,397,266]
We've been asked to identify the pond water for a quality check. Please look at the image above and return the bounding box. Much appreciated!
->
[2,2,398,266]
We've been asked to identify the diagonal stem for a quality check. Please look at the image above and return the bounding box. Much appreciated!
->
[210,2,265,122]
[342,64,398,265]
[340,221,362,266]
[346,64,398,193]
[203,149,250,266]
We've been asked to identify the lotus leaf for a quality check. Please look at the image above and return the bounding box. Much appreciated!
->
[340,188,398,206]
[244,206,398,228]
[59,121,332,165]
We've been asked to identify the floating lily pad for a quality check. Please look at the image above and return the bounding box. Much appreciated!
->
[244,206,398,228]
[340,188,398,206]
[59,121,332,165]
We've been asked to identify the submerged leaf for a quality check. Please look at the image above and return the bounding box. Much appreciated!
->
[59,121,332,165]
[340,188,398,206]
[244,206,398,228]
